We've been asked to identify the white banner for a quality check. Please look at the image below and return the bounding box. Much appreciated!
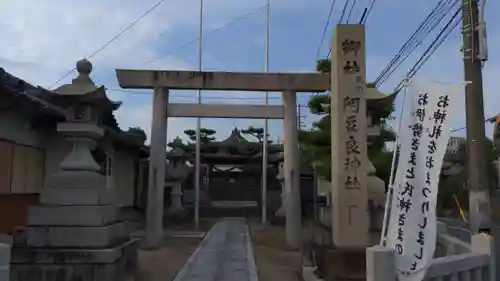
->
[386,81,462,281]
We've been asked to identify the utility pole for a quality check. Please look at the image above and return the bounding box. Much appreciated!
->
[461,0,491,233]
[261,0,270,224]
[194,0,204,229]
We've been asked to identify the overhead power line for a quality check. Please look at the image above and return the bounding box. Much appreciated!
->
[326,0,376,58]
[48,0,168,89]
[361,0,376,24]
[374,0,458,87]
[316,0,338,58]
[393,7,462,92]
[346,0,358,23]
[338,0,350,24]
[143,3,270,66]
[451,115,497,133]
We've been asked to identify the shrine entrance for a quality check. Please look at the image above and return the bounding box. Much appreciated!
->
[114,24,390,252]
[185,128,282,205]
[115,67,329,249]
[209,166,263,203]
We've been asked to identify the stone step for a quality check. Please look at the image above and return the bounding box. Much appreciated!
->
[210,201,259,208]
[10,238,140,281]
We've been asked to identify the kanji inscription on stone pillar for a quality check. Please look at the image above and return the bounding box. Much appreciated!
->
[330,24,369,248]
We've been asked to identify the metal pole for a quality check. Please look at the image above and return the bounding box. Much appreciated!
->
[261,0,270,224]
[380,80,409,245]
[461,0,491,234]
[297,105,301,130]
[312,166,318,222]
[194,0,204,229]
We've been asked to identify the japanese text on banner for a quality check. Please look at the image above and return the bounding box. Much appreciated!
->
[386,82,460,281]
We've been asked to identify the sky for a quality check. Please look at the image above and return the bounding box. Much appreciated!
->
[1,0,499,144]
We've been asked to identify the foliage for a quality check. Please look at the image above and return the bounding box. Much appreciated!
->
[299,58,396,183]
[184,128,216,144]
[127,127,147,145]
[241,126,272,143]
[369,149,396,188]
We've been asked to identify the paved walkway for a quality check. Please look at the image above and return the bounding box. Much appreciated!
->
[172,218,258,281]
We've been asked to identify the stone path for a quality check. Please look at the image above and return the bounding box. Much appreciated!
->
[172,217,258,281]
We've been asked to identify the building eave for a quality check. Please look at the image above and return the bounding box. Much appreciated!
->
[0,68,66,119]
[103,125,149,156]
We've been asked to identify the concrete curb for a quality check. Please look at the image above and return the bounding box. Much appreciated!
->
[244,223,259,281]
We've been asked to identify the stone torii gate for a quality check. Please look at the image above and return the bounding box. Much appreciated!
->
[115,25,372,252]
[115,70,328,249]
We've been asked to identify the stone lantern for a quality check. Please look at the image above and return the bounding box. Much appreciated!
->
[166,137,190,217]
[44,59,122,182]
[315,88,393,234]
[274,152,285,218]
[365,88,395,234]
[10,59,138,281]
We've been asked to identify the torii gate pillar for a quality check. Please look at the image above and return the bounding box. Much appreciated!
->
[282,91,302,249]
[145,87,168,248]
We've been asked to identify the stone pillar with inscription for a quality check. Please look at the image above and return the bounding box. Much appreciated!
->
[329,24,369,280]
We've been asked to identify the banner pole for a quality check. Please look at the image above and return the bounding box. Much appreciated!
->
[380,79,411,246]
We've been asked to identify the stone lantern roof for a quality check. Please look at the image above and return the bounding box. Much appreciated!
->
[43,58,121,112]
[167,136,189,160]
[365,88,396,110]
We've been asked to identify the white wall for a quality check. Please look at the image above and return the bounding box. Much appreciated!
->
[0,107,47,149]
[0,103,51,194]
[0,96,140,204]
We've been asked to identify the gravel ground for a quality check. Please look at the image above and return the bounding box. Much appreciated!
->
[132,218,217,281]
[248,219,304,281]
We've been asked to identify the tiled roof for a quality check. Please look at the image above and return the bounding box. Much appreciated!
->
[0,67,148,154]
[0,67,65,117]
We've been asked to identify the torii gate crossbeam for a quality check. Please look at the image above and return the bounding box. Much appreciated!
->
[115,69,330,92]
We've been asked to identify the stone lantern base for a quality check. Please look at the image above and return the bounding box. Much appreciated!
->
[8,60,139,280]
[9,171,139,281]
